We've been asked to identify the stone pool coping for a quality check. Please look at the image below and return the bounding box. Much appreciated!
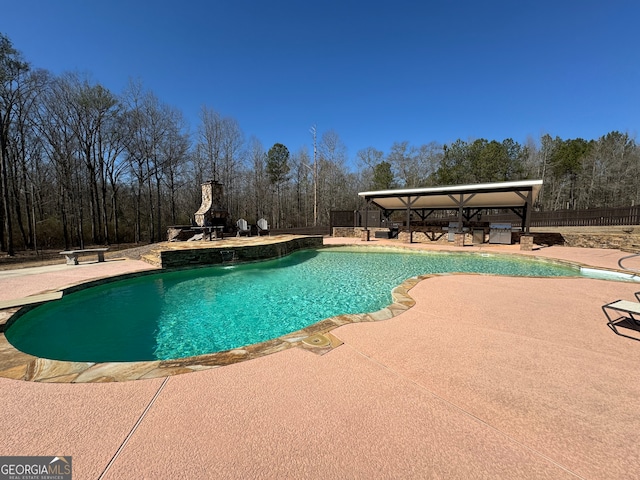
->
[0,270,421,383]
[0,237,637,383]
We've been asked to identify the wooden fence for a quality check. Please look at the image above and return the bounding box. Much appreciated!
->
[330,206,640,229]
[487,206,640,228]
[330,210,384,228]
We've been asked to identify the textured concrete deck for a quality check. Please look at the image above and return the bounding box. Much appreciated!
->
[2,238,640,479]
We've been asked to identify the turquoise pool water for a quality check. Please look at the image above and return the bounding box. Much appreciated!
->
[6,247,582,362]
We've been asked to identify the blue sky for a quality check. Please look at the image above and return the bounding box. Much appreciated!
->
[2,0,639,166]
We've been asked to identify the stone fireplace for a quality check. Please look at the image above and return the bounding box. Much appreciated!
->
[167,180,230,242]
[194,180,229,228]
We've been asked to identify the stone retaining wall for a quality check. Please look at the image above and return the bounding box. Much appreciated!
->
[396,230,451,244]
[159,236,324,268]
[334,227,640,250]
[529,232,640,249]
[332,227,390,238]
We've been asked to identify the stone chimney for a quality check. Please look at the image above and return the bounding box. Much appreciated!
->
[194,180,229,227]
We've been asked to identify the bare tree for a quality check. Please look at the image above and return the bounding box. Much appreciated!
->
[356,146,384,189]
[0,33,30,255]
[55,73,122,244]
[317,130,348,224]
[5,68,48,250]
[35,73,89,248]
[160,109,191,225]
[218,116,244,216]
[121,81,178,242]
[195,106,244,215]
[197,105,223,181]
[289,147,312,227]
[247,137,269,221]
[387,141,420,187]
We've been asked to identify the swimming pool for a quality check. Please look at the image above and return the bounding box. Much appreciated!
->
[6,247,585,362]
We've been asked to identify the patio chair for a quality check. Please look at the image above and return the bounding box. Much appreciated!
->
[236,218,251,237]
[602,292,640,341]
[257,218,270,236]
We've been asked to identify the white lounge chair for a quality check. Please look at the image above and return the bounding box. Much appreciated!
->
[602,292,640,341]
[257,218,270,236]
[236,218,251,237]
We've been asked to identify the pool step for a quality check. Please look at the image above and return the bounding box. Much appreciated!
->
[0,291,63,311]
[141,250,162,267]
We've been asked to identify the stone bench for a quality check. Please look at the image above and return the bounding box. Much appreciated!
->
[59,248,109,265]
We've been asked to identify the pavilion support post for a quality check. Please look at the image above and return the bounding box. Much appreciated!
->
[523,190,532,234]
[519,234,534,251]
[406,205,412,243]
[458,196,464,233]
[519,189,534,250]
[362,199,370,241]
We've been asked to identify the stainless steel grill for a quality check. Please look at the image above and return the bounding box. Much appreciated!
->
[489,223,512,244]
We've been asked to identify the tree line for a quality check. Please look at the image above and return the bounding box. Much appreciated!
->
[1,33,638,254]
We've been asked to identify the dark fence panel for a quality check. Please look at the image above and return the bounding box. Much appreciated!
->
[330,210,357,227]
[330,210,383,228]
[332,206,640,229]
[532,206,640,227]
[486,205,640,228]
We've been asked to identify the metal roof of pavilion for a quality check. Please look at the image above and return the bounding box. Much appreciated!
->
[358,179,543,211]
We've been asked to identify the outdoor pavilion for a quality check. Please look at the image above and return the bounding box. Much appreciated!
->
[358,179,543,249]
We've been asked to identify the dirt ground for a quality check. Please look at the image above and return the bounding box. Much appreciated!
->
[0,243,158,270]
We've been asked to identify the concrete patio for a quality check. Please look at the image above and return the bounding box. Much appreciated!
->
[2,237,640,479]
